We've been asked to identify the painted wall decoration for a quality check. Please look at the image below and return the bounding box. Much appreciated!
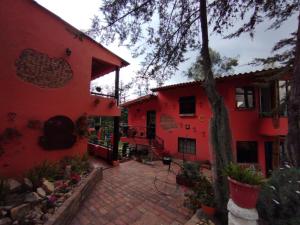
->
[160,114,178,130]
[15,49,73,88]
[39,115,76,150]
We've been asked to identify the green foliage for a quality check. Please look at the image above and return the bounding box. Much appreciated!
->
[185,175,215,211]
[186,48,238,80]
[257,167,300,225]
[61,154,90,174]
[26,161,62,187]
[224,163,265,185]
[89,134,98,144]
[26,154,90,188]
[0,178,9,203]
[182,161,201,181]
[75,114,89,137]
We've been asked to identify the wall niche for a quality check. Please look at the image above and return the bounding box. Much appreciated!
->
[39,115,76,150]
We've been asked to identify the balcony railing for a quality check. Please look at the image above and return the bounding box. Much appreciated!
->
[90,92,115,98]
[120,125,148,139]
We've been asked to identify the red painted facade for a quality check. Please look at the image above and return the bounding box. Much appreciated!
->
[123,69,290,175]
[0,0,128,177]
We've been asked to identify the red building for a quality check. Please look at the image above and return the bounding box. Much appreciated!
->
[0,0,128,177]
[122,68,290,175]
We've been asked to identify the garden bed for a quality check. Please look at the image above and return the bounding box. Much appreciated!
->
[0,154,102,225]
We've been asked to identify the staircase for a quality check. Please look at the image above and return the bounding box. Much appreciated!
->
[149,135,165,160]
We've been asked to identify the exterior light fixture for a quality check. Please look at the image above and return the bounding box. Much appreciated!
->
[185,124,190,130]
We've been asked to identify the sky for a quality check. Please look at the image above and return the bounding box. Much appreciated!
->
[35,0,298,100]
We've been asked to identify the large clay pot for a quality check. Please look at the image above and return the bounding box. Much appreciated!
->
[228,177,261,209]
[201,204,216,217]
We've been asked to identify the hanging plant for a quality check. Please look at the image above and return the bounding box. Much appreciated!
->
[94,98,100,106]
[27,119,42,130]
[0,128,22,143]
[75,114,89,138]
[108,100,115,108]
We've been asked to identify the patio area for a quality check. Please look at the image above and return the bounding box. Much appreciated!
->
[70,160,193,225]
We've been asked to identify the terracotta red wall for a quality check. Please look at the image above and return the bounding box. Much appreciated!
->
[127,77,288,174]
[0,0,123,177]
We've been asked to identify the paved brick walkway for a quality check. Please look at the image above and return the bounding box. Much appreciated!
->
[71,160,192,225]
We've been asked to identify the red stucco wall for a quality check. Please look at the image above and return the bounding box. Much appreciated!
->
[126,77,288,174]
[0,0,124,177]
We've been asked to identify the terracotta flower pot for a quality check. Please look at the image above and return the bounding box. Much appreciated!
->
[228,177,261,209]
[201,204,216,217]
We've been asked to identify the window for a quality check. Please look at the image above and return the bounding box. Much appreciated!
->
[236,141,258,163]
[235,87,255,109]
[178,137,196,154]
[279,80,290,116]
[179,96,196,115]
[260,80,290,117]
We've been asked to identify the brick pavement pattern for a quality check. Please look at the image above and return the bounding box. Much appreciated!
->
[70,160,192,225]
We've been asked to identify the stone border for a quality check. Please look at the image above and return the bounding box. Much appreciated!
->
[45,167,103,225]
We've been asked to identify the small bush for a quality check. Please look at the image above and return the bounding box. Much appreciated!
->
[182,161,201,181]
[26,161,62,187]
[184,175,215,211]
[224,162,265,185]
[257,166,300,225]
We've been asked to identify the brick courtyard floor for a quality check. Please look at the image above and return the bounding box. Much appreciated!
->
[70,160,193,225]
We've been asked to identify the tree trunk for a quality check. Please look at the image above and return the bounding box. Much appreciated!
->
[199,0,233,219]
[287,14,300,167]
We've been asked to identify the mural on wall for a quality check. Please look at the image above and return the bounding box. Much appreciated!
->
[15,49,73,88]
[39,115,76,150]
[160,114,178,130]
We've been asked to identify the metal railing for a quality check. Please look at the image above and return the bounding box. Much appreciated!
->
[120,125,147,139]
[91,92,115,98]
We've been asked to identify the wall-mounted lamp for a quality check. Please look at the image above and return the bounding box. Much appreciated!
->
[65,48,72,56]
[185,124,190,130]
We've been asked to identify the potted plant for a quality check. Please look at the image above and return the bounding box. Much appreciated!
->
[224,163,265,209]
[176,161,200,187]
[162,151,172,165]
[184,174,216,217]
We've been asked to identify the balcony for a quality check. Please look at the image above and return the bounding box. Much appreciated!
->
[88,92,120,116]
[258,117,288,136]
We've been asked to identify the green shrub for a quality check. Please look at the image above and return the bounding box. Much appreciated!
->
[257,167,300,225]
[182,161,201,181]
[224,162,265,185]
[88,134,98,144]
[26,161,62,188]
[184,175,215,211]
[60,154,90,174]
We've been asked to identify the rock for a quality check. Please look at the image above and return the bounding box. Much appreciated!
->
[0,217,12,225]
[10,203,31,220]
[42,180,54,194]
[47,208,54,214]
[12,221,18,225]
[7,179,21,193]
[0,208,8,217]
[4,194,25,207]
[36,188,46,198]
[23,178,33,190]
[25,192,41,203]
[64,165,72,178]
[41,213,49,222]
